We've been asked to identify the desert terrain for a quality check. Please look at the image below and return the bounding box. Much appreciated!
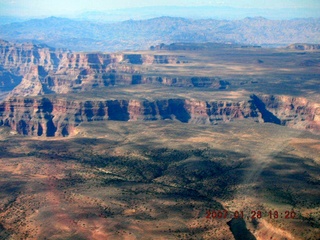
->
[0,40,319,239]
[0,120,319,239]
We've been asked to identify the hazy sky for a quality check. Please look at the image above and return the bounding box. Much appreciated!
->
[1,0,320,17]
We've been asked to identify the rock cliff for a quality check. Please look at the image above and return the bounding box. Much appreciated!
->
[0,97,259,137]
[0,94,318,137]
[286,43,320,51]
[1,40,221,96]
[1,40,319,136]
[251,94,320,132]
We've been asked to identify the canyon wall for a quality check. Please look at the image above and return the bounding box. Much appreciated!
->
[0,94,319,137]
[253,94,320,132]
[0,97,259,137]
[286,43,320,51]
[1,40,220,96]
[1,40,319,136]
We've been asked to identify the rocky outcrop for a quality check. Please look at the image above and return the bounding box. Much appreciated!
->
[0,40,63,75]
[1,40,201,96]
[123,54,180,65]
[251,94,320,132]
[0,97,260,137]
[1,40,319,137]
[286,43,320,51]
[0,94,318,137]
[0,66,23,91]
[150,43,240,51]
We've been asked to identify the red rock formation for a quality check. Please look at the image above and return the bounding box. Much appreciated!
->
[1,40,319,136]
[0,40,226,96]
[1,94,319,137]
[253,94,320,132]
[0,97,261,137]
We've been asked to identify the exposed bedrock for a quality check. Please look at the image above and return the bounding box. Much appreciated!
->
[1,94,318,137]
[1,40,228,95]
[124,54,180,64]
[0,97,260,137]
[251,94,320,132]
[286,43,320,51]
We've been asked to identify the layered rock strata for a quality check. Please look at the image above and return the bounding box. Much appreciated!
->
[252,94,320,132]
[0,97,257,137]
[286,43,320,51]
[0,94,319,137]
[1,40,225,96]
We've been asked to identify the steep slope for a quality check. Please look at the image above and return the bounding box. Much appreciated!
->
[1,40,319,136]
[0,93,319,137]
[0,40,231,96]
[252,94,320,132]
[287,43,320,51]
[0,96,258,137]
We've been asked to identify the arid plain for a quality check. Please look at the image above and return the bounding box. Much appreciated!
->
[0,43,320,239]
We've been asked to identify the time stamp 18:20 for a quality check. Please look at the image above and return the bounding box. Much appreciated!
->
[205,210,297,220]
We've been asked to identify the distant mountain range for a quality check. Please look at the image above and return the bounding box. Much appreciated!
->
[76,6,320,22]
[0,16,319,52]
[1,6,319,23]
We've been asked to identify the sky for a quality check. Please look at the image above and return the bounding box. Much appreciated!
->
[1,0,320,17]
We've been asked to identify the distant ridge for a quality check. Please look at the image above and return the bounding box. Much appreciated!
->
[0,16,319,52]
[150,42,261,51]
[286,43,320,51]
[76,6,320,22]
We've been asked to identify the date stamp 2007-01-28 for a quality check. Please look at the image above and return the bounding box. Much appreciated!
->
[205,210,296,220]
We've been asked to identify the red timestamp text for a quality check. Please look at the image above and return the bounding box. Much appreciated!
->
[205,210,296,219]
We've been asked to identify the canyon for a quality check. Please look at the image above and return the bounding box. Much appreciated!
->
[0,93,319,137]
[0,40,320,137]
[0,38,319,239]
[0,39,232,96]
